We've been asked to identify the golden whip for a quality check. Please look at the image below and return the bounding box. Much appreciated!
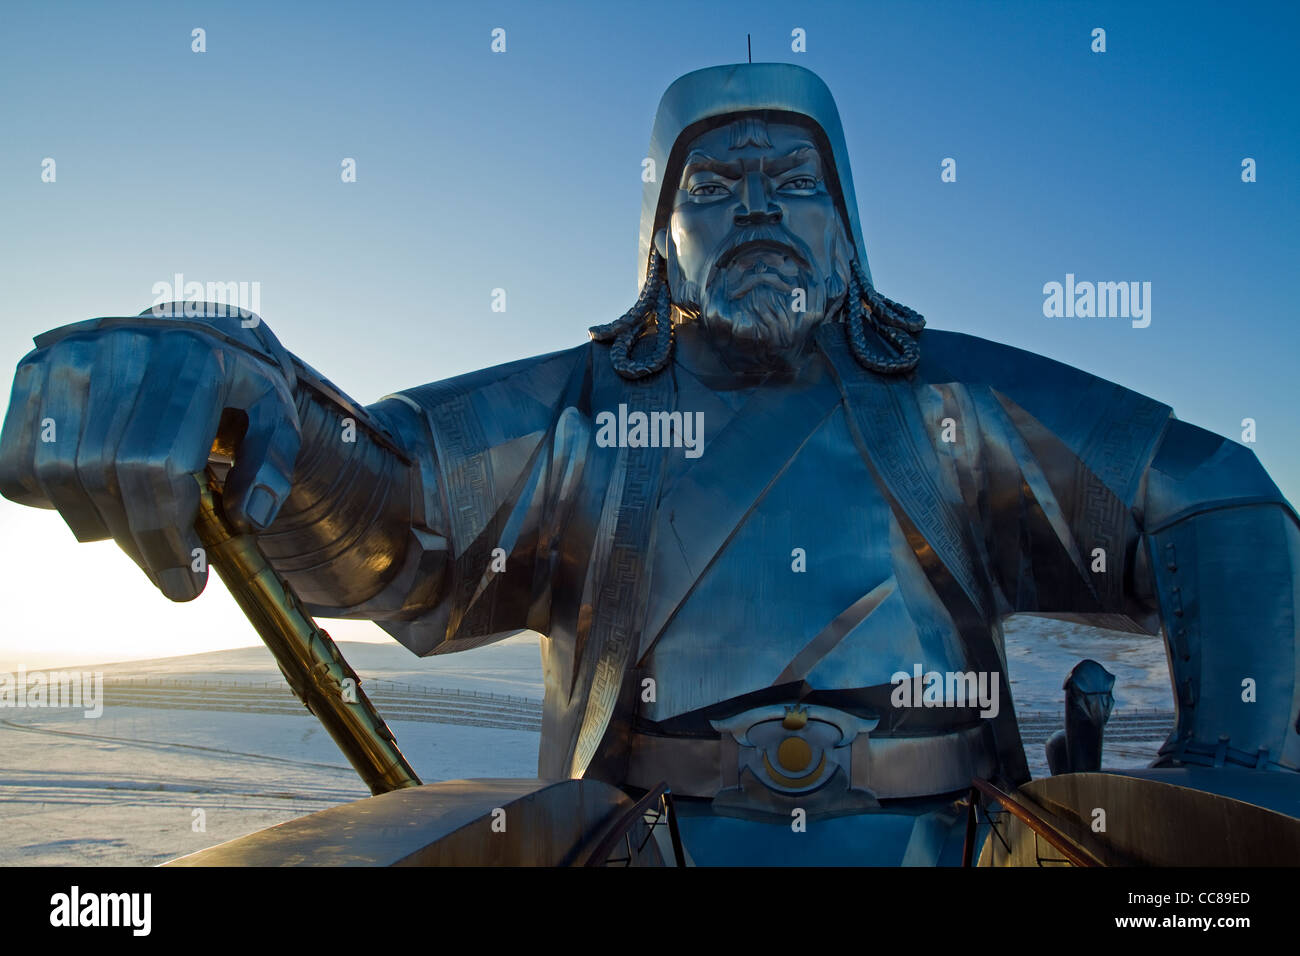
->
[193,471,421,795]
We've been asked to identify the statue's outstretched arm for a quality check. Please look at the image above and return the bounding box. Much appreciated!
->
[0,305,451,628]
[249,357,452,625]
[1140,419,1300,772]
[254,344,590,656]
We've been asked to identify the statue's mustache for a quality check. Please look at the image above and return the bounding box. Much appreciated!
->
[725,262,801,299]
[705,225,815,288]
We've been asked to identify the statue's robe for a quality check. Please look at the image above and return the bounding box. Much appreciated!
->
[333,321,1298,825]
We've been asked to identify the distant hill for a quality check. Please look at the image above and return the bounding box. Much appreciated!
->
[80,633,546,700]
[11,615,1175,715]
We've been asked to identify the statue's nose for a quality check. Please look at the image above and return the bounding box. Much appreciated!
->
[735,171,781,226]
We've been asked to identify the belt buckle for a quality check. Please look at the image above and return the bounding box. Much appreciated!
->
[709,703,881,819]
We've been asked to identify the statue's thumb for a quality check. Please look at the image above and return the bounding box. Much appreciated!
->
[221,404,302,534]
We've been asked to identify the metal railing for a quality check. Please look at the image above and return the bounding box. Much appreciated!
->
[961,776,1137,867]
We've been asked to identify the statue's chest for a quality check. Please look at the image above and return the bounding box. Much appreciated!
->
[638,406,970,722]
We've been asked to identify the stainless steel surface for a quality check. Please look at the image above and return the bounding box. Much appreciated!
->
[2,62,1297,864]
[1046,659,1115,775]
[977,771,1300,866]
[165,778,640,867]
[637,63,875,288]
[970,776,1106,867]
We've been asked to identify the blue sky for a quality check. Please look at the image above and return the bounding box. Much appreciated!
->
[1,0,1296,668]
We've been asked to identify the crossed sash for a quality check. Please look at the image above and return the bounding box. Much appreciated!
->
[566,325,1029,787]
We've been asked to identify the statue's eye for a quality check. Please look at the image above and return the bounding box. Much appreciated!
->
[780,176,818,192]
[690,182,730,198]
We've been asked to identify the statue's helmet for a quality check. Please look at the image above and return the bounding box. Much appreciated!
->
[638,62,872,289]
[593,62,921,380]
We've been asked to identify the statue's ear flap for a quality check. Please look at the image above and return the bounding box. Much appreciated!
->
[653,228,668,259]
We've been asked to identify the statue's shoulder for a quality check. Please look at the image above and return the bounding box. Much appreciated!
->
[391,343,591,415]
[918,328,1152,398]
[921,328,1171,414]
[918,328,1173,471]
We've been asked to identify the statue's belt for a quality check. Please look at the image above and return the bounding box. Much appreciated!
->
[626,704,995,809]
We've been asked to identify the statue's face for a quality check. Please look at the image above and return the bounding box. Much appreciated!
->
[659,116,853,370]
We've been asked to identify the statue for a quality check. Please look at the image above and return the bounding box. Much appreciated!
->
[2,63,1298,866]
[1045,660,1116,776]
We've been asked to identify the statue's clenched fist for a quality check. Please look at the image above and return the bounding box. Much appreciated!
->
[0,307,302,601]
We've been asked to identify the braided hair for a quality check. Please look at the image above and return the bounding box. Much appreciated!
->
[589,250,924,379]
[843,258,925,374]
[587,247,674,379]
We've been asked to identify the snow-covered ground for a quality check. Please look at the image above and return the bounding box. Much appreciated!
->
[0,634,545,866]
[1002,613,1175,779]
[0,619,1174,865]
[0,707,542,866]
[1002,613,1173,715]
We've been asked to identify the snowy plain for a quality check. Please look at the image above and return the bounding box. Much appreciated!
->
[0,618,1173,866]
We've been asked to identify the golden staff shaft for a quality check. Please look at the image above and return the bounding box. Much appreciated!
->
[193,473,422,795]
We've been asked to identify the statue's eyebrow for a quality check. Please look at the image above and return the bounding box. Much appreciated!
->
[762,144,821,177]
[679,143,822,186]
[680,150,743,182]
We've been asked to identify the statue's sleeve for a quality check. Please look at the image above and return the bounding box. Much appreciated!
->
[959,347,1173,632]
[942,332,1300,771]
[1139,419,1300,770]
[261,345,589,657]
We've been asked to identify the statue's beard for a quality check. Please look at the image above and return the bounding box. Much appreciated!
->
[674,225,849,373]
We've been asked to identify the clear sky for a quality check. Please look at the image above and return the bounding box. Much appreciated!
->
[1,0,1296,670]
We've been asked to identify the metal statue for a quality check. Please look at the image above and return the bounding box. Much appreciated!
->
[3,63,1298,866]
[1046,660,1115,776]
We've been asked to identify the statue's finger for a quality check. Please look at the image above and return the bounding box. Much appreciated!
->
[31,336,111,541]
[0,352,52,506]
[220,355,302,533]
[75,329,156,555]
[113,333,225,600]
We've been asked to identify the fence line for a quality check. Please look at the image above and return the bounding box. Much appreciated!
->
[102,676,541,707]
[1019,708,1174,719]
[100,679,1170,720]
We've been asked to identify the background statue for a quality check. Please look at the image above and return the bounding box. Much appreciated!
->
[2,63,1297,865]
[1046,659,1116,776]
